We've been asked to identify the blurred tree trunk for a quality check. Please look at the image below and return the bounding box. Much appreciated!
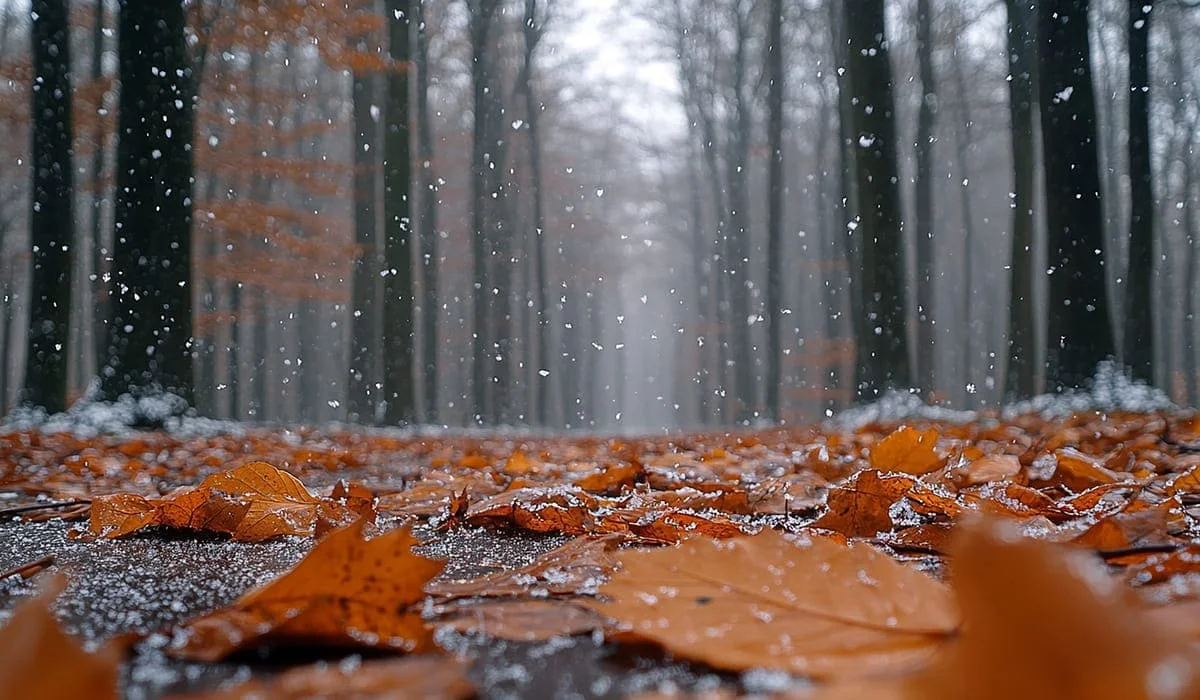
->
[827,0,854,413]
[348,66,379,423]
[415,0,439,423]
[23,0,75,412]
[1004,0,1038,399]
[382,0,416,425]
[726,0,755,421]
[522,0,551,427]
[102,0,195,410]
[1124,0,1154,382]
[89,0,109,389]
[913,0,936,397]
[950,30,978,403]
[467,0,499,424]
[1164,15,1197,402]
[765,0,784,422]
[844,0,909,400]
[1037,0,1115,390]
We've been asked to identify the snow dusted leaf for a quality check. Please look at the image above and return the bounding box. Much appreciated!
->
[0,576,120,700]
[172,520,444,662]
[810,470,918,537]
[587,530,958,678]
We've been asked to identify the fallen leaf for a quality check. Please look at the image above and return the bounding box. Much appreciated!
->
[947,454,1021,487]
[172,520,444,661]
[810,470,917,537]
[435,600,603,641]
[175,656,474,699]
[575,462,644,494]
[587,529,958,678]
[870,427,942,475]
[427,535,620,599]
[0,576,120,700]
[905,518,1200,699]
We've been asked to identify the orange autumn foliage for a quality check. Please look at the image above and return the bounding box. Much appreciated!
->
[172,520,443,662]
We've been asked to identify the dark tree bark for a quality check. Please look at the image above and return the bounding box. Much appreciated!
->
[101,0,195,408]
[1124,0,1154,382]
[1004,0,1038,399]
[382,0,416,425]
[23,0,75,412]
[348,68,379,423]
[522,0,552,427]
[1037,0,1115,390]
[844,0,909,400]
[466,0,499,424]
[913,0,937,396]
[765,0,784,422]
[415,0,439,422]
[89,0,109,383]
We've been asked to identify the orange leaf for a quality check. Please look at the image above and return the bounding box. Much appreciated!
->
[870,427,943,475]
[904,518,1200,699]
[587,530,958,678]
[172,520,444,661]
[810,470,917,537]
[0,576,119,699]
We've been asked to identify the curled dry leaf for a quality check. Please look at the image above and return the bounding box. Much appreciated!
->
[78,461,373,542]
[172,520,444,662]
[435,600,604,642]
[904,518,1200,700]
[869,426,943,475]
[426,535,621,600]
[174,656,475,700]
[0,575,120,700]
[586,529,958,679]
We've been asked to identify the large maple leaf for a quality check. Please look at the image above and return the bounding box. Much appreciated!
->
[0,576,120,700]
[586,529,958,679]
[171,520,445,661]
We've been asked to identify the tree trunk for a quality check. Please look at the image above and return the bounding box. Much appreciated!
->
[348,68,379,423]
[1037,0,1115,390]
[950,32,978,404]
[89,0,109,388]
[415,0,439,423]
[23,0,75,412]
[382,0,416,425]
[844,0,909,400]
[1124,0,1154,382]
[522,0,552,428]
[1004,0,1038,399]
[765,0,784,422]
[913,0,936,397]
[726,0,755,421]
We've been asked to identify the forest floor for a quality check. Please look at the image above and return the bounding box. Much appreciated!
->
[5,381,1200,699]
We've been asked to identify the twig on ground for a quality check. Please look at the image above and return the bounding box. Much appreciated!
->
[0,500,91,519]
[1095,543,1183,560]
[0,554,56,582]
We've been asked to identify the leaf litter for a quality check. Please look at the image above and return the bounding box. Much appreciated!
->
[6,406,1200,696]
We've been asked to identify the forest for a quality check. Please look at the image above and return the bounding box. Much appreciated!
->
[9,2,1200,699]
[0,0,1195,430]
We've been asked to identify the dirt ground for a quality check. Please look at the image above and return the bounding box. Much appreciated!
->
[0,516,749,699]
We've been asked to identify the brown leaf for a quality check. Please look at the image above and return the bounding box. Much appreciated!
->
[174,656,474,699]
[575,462,644,494]
[427,535,620,599]
[1041,447,1127,492]
[810,470,916,537]
[904,518,1200,699]
[870,427,943,475]
[172,520,444,661]
[587,529,958,678]
[435,600,603,642]
[0,576,120,700]
[947,454,1021,488]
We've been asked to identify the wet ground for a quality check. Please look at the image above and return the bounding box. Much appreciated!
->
[0,518,753,699]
